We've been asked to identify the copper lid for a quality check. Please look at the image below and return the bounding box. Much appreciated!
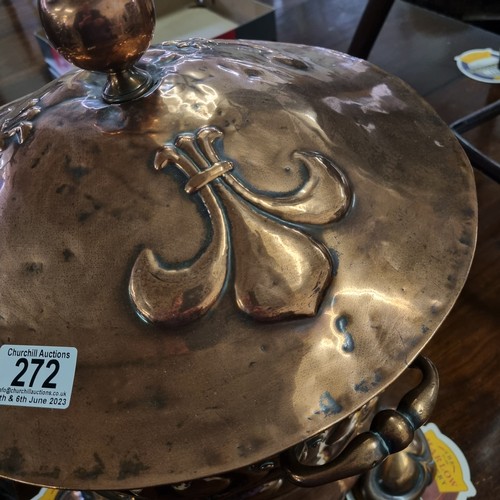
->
[0,0,476,491]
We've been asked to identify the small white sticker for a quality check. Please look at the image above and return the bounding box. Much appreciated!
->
[0,345,77,409]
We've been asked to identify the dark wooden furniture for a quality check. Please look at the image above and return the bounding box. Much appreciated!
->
[348,0,396,59]
[1,0,498,498]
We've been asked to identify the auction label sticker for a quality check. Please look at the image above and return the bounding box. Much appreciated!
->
[422,423,476,499]
[0,345,77,409]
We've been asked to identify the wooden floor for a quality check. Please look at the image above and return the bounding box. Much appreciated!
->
[0,0,499,498]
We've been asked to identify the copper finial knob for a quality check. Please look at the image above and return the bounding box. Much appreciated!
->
[38,0,156,103]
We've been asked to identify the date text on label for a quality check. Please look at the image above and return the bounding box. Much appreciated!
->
[0,345,78,409]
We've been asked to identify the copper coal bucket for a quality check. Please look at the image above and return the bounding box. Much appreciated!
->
[0,1,477,499]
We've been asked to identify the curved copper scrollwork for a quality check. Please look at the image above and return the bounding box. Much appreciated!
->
[0,97,42,152]
[129,126,352,326]
[353,427,435,499]
[281,356,439,487]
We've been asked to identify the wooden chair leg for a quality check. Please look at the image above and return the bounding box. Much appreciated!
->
[347,0,396,59]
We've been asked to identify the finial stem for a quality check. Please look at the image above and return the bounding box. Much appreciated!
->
[103,67,154,104]
[38,0,156,104]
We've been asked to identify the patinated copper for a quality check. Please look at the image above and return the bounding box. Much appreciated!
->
[39,0,156,102]
[353,428,435,499]
[0,0,476,496]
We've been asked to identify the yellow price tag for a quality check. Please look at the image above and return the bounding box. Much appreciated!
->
[422,423,476,499]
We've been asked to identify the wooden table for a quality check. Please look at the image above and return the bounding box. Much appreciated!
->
[1,0,499,498]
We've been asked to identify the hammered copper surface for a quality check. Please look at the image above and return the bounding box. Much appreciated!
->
[130,125,351,325]
[0,40,476,490]
[282,356,438,488]
[353,428,435,499]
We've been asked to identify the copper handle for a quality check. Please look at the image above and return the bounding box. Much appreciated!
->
[281,355,439,487]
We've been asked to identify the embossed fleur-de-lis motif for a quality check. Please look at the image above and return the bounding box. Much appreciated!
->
[0,97,42,152]
[129,126,352,326]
